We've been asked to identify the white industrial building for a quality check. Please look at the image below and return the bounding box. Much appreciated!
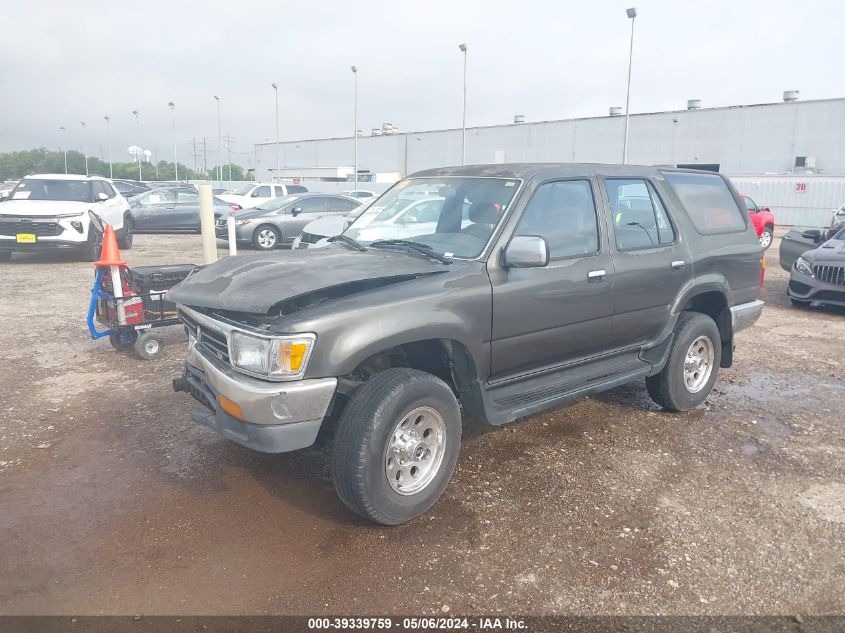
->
[255,94,845,226]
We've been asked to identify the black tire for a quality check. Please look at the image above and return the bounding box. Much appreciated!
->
[134,332,164,360]
[332,368,462,525]
[759,225,773,250]
[117,214,134,250]
[80,226,103,262]
[790,297,810,308]
[0,251,11,263]
[646,312,722,412]
[109,330,137,350]
[253,225,280,250]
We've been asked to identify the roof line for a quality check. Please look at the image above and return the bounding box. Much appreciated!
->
[255,96,845,148]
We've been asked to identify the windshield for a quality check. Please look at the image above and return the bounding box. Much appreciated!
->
[344,177,521,258]
[232,184,254,196]
[11,179,92,203]
[254,195,297,212]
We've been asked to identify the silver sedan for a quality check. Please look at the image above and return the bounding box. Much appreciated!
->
[215,193,361,250]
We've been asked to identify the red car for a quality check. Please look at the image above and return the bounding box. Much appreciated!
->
[741,195,775,249]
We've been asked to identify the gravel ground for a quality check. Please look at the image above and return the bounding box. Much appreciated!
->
[0,230,843,616]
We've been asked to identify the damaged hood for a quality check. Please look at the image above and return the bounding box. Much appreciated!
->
[806,238,845,263]
[167,246,448,314]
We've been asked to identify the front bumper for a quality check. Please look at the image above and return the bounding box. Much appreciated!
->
[788,272,845,307]
[176,337,337,453]
[730,299,764,333]
[0,238,86,251]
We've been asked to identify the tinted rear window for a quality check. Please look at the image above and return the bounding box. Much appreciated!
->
[662,172,746,234]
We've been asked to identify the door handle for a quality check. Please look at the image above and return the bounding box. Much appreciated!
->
[671,260,686,270]
[587,269,607,282]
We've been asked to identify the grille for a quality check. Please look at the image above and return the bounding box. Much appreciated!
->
[180,310,231,364]
[813,265,845,286]
[0,219,64,237]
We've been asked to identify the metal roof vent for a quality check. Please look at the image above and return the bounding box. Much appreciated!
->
[513,114,525,124]
[783,90,800,102]
[609,106,623,116]
[687,99,701,110]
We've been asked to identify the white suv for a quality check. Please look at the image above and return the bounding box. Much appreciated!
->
[217,182,308,210]
[0,174,133,262]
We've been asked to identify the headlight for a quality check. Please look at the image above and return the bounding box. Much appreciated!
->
[236,218,253,225]
[230,331,315,379]
[794,257,814,277]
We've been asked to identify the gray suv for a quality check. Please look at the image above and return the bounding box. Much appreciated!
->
[215,193,360,250]
[171,164,764,525]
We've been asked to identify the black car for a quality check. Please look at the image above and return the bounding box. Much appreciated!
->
[781,222,845,308]
[130,187,235,232]
[171,163,764,525]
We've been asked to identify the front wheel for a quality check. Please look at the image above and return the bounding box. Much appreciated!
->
[253,225,280,250]
[117,215,134,250]
[646,312,722,412]
[332,368,462,525]
[759,226,773,249]
[80,226,103,262]
[134,332,164,360]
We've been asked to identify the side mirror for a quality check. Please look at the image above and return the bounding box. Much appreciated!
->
[97,192,109,202]
[801,229,822,241]
[503,235,549,268]
[251,191,262,197]
[291,206,302,216]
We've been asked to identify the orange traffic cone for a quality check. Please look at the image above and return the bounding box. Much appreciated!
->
[94,224,129,300]
[94,224,127,268]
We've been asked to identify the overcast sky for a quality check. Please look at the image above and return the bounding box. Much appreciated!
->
[1,0,841,168]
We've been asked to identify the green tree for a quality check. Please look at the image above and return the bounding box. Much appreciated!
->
[0,147,251,182]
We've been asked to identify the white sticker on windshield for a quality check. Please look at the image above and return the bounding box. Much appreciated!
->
[12,191,31,199]
[505,181,516,187]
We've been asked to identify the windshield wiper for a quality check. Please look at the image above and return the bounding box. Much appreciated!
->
[327,233,367,251]
[369,239,453,264]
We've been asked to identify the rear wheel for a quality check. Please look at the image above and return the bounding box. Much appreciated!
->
[117,215,134,250]
[646,312,722,412]
[253,225,280,250]
[109,330,137,350]
[759,225,773,249]
[332,368,462,525]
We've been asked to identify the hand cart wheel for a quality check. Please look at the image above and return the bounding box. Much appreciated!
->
[109,330,138,351]
[134,332,164,361]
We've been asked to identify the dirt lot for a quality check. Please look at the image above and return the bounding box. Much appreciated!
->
[0,230,843,616]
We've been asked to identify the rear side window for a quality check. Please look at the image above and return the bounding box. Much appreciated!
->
[287,185,307,194]
[514,180,599,259]
[605,179,675,250]
[273,186,286,197]
[662,172,746,234]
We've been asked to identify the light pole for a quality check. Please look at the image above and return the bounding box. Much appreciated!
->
[80,121,88,176]
[168,102,178,181]
[458,43,468,165]
[59,126,68,174]
[622,7,637,164]
[103,116,113,178]
[350,66,358,191]
[214,95,222,186]
[272,83,280,183]
[132,110,142,180]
